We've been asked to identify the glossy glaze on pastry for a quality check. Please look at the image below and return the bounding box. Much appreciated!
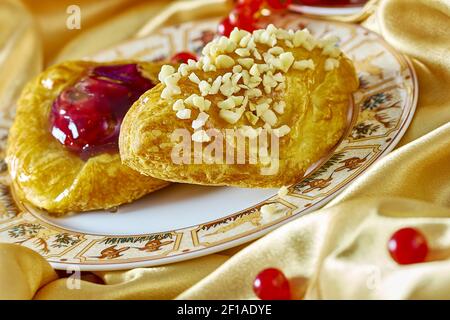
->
[120,25,358,188]
[7,61,169,215]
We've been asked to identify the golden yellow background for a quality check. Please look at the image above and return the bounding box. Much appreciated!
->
[0,0,449,299]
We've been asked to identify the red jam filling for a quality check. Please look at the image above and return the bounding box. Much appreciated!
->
[50,64,154,157]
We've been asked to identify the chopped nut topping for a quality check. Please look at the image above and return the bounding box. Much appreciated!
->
[158,65,175,82]
[232,65,243,73]
[192,112,209,129]
[216,55,235,69]
[249,64,260,77]
[158,24,343,136]
[178,63,190,77]
[323,45,340,58]
[173,99,185,111]
[161,86,177,99]
[237,58,254,69]
[325,58,340,71]
[268,46,284,55]
[236,48,251,57]
[192,96,211,111]
[273,101,286,114]
[293,59,315,71]
[220,109,241,124]
[220,80,234,97]
[184,94,197,106]
[261,109,278,126]
[277,52,295,72]
[263,73,277,88]
[246,88,263,98]
[285,40,294,48]
[293,29,309,47]
[273,72,285,82]
[255,102,270,117]
[188,72,201,84]
[275,82,286,91]
[233,95,245,104]
[239,34,251,47]
[230,29,250,44]
[176,109,191,120]
[210,76,222,94]
[198,80,211,96]
[218,97,236,110]
[245,111,259,125]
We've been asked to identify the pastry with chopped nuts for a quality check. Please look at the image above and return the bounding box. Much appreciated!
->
[120,25,358,188]
[7,61,170,215]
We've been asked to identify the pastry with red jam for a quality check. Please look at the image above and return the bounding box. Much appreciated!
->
[6,61,169,215]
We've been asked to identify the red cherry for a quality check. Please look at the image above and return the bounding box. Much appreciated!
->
[218,2,259,37]
[50,64,154,156]
[266,0,293,10]
[218,16,235,37]
[388,228,428,265]
[170,51,198,64]
[236,0,264,13]
[229,6,258,33]
[51,78,123,153]
[253,268,291,300]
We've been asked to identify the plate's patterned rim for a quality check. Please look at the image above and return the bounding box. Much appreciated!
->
[0,14,418,271]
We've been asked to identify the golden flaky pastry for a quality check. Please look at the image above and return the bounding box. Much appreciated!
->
[120,25,359,188]
[7,60,169,215]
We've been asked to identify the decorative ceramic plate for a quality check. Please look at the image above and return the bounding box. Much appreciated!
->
[0,14,417,271]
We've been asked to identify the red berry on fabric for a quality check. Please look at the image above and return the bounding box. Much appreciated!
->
[253,268,292,300]
[266,0,293,10]
[388,228,428,265]
[218,16,235,37]
[236,0,264,13]
[170,51,198,64]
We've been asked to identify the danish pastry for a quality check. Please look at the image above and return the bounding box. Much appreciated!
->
[120,25,358,188]
[7,61,169,215]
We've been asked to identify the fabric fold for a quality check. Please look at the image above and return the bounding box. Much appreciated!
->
[177,198,450,299]
[0,244,57,300]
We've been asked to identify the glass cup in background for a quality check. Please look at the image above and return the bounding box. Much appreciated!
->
[291,0,369,15]
[296,0,368,6]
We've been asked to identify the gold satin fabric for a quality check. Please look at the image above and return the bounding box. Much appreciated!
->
[0,0,449,300]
